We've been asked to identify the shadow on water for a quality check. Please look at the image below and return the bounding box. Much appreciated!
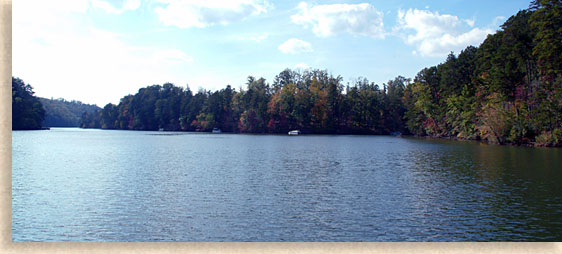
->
[403,138,562,241]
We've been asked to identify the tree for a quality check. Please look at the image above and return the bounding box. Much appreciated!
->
[530,0,562,81]
[12,77,45,130]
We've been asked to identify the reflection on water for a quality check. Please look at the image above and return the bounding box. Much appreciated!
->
[12,128,562,241]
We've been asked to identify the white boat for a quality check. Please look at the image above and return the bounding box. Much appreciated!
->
[212,128,222,133]
[288,130,301,135]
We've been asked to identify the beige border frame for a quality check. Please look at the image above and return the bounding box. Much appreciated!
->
[1,0,561,253]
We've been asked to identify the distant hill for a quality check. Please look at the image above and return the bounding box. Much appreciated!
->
[39,98,100,127]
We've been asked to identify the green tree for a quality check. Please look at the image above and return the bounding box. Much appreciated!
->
[12,77,45,130]
[530,0,562,81]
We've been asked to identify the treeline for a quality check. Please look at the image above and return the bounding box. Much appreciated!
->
[12,77,45,130]
[81,0,561,146]
[39,98,100,127]
[80,72,408,135]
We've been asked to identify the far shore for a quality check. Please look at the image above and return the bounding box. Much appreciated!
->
[23,127,562,148]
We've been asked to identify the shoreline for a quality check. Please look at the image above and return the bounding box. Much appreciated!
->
[34,127,562,148]
[413,135,562,148]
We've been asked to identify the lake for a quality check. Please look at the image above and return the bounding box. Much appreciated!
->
[11,128,562,241]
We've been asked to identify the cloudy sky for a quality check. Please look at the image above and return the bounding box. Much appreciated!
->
[13,0,531,106]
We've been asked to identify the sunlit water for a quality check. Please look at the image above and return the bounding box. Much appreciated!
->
[12,128,562,241]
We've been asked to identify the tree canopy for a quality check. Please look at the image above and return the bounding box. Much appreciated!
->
[12,77,45,130]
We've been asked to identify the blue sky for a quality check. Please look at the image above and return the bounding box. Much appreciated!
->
[13,0,532,106]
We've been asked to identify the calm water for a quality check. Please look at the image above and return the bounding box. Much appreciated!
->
[12,128,562,241]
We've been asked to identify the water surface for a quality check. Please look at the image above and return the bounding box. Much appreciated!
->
[12,128,562,241]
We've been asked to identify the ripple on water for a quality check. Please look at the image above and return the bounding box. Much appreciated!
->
[11,129,562,241]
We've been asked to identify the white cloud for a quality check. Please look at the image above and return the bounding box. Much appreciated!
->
[249,34,268,42]
[395,9,493,57]
[234,33,269,43]
[291,2,385,39]
[464,18,475,27]
[17,0,92,13]
[278,38,313,54]
[154,0,270,29]
[91,0,141,14]
[13,1,193,106]
[493,16,506,26]
[15,0,141,15]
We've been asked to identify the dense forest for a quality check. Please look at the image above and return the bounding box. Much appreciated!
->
[80,1,560,146]
[12,77,45,130]
[402,0,561,146]
[80,73,408,135]
[39,98,100,127]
